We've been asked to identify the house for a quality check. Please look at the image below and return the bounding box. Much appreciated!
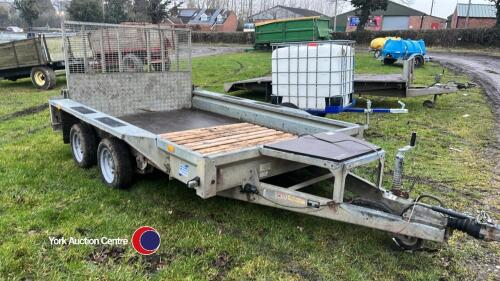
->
[448,4,497,29]
[175,8,238,32]
[336,1,446,32]
[250,5,328,24]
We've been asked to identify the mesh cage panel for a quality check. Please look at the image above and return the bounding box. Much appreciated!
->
[63,22,191,74]
[62,21,192,117]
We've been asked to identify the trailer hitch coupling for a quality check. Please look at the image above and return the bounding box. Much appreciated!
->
[446,215,499,242]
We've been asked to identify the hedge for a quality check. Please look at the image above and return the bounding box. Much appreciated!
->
[191,28,500,48]
[333,28,500,48]
[191,31,254,44]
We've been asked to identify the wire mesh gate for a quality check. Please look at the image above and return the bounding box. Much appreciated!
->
[62,21,192,117]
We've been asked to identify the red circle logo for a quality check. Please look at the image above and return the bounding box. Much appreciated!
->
[131,226,161,255]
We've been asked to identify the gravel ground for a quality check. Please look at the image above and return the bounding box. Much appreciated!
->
[191,44,250,58]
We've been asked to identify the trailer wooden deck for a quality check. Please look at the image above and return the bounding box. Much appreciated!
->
[161,123,296,155]
[120,109,296,156]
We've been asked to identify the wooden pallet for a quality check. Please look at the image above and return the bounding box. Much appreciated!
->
[160,122,296,155]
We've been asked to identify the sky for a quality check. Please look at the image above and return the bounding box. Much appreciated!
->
[385,0,493,19]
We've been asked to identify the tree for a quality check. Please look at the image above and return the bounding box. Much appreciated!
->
[0,5,9,26]
[489,0,500,28]
[132,0,149,22]
[351,0,388,31]
[13,0,39,27]
[147,0,171,24]
[67,0,103,23]
[105,0,130,23]
[33,0,59,28]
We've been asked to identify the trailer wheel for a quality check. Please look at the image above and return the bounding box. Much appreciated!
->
[31,66,56,90]
[393,235,424,251]
[70,123,97,168]
[414,55,425,67]
[423,100,434,108]
[279,102,299,109]
[97,138,133,189]
[152,62,171,71]
[122,54,143,72]
[383,58,396,65]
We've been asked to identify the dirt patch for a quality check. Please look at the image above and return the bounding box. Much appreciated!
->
[0,103,48,122]
[87,245,125,265]
[87,245,173,272]
[287,262,321,281]
[192,44,248,58]
[211,251,233,281]
[141,254,167,272]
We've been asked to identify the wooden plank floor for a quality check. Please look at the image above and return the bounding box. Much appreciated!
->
[160,123,296,155]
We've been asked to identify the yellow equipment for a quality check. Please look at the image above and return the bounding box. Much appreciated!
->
[370,37,400,58]
[370,36,400,50]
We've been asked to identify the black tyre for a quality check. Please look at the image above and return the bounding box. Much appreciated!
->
[393,235,424,251]
[423,100,434,108]
[69,123,97,168]
[97,138,133,189]
[151,62,171,71]
[279,102,299,109]
[383,58,396,65]
[414,55,425,67]
[30,66,56,90]
[122,54,143,72]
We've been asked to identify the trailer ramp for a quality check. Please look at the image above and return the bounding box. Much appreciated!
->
[263,132,381,162]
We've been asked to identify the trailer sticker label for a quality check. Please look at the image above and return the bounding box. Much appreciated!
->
[167,144,175,153]
[259,162,272,177]
[274,191,306,206]
[179,164,189,177]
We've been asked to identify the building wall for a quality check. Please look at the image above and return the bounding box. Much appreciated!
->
[455,17,496,28]
[186,12,238,32]
[450,9,458,28]
[408,16,446,30]
[345,15,445,32]
[214,12,238,32]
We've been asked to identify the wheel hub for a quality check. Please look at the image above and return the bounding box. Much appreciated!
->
[34,71,46,86]
[100,147,115,183]
[71,133,83,162]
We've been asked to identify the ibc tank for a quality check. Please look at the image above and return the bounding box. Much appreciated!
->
[271,42,354,110]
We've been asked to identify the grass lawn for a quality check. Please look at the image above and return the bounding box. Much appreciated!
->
[0,51,498,280]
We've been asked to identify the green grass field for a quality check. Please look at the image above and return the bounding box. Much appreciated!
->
[0,51,498,280]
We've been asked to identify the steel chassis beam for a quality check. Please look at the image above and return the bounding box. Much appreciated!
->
[218,182,445,242]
